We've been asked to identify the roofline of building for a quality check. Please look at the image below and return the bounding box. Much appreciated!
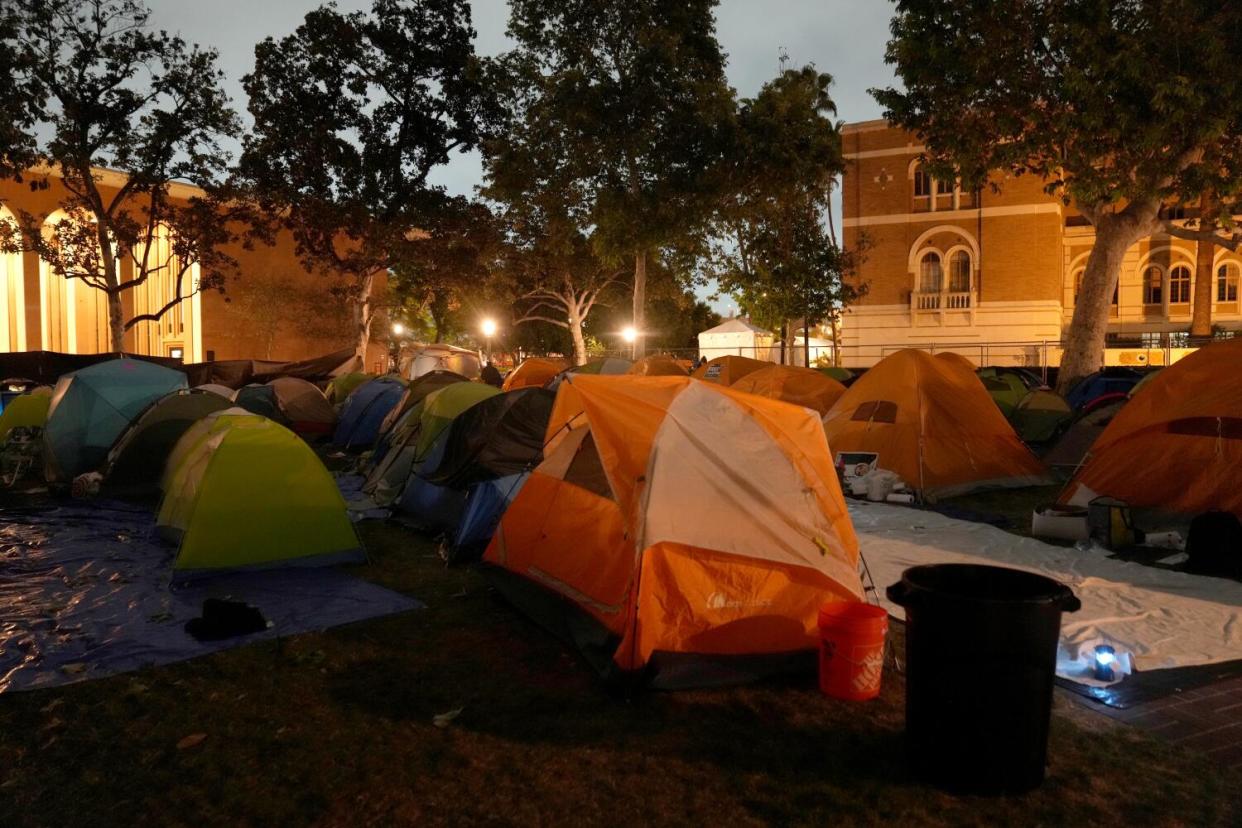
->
[25,162,209,202]
[840,119,893,135]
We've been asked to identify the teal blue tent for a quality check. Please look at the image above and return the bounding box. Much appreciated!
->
[44,359,187,481]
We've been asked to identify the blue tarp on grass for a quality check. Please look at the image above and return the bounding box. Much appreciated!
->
[0,502,420,692]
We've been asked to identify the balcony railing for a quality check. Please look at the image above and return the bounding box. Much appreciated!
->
[912,291,974,311]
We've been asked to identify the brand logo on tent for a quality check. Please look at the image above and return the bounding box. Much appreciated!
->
[706,591,772,610]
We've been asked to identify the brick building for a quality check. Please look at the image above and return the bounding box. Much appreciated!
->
[0,167,387,367]
[840,120,1242,367]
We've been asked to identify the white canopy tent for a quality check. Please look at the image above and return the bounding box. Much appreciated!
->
[696,318,775,362]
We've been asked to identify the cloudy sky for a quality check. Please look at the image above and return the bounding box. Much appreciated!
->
[146,0,898,312]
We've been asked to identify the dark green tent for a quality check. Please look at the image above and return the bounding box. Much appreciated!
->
[104,389,233,496]
[422,388,555,489]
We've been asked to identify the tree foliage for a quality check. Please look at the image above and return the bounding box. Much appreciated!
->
[239,0,492,359]
[0,0,240,352]
[873,0,1242,388]
[497,0,735,357]
[707,67,864,358]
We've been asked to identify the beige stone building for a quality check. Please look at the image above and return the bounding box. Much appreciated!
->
[840,120,1242,367]
[0,168,388,369]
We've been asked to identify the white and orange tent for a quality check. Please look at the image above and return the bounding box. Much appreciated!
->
[484,375,862,687]
[1062,338,1242,517]
[627,355,689,376]
[821,349,1048,499]
[731,363,847,416]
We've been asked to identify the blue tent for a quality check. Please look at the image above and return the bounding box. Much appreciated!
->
[333,376,406,449]
[447,473,529,563]
[45,359,187,481]
[1065,369,1143,411]
[395,431,467,530]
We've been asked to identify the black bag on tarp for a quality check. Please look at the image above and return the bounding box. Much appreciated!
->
[1185,512,1242,579]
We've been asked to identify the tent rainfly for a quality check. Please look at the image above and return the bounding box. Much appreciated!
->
[486,375,862,688]
[822,349,1049,499]
[158,412,361,579]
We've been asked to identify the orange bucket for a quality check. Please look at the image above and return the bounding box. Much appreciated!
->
[818,601,889,701]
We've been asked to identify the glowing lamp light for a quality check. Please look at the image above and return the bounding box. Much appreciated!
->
[621,326,638,344]
[480,318,498,338]
[1093,644,1117,682]
[391,322,405,336]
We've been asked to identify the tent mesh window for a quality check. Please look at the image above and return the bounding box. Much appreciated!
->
[851,400,898,424]
[563,432,614,500]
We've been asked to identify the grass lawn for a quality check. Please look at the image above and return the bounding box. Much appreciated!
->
[1,519,1238,826]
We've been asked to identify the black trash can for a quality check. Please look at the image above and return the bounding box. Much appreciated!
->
[887,564,1081,794]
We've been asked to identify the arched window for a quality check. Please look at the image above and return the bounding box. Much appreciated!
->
[1143,266,1163,305]
[913,166,931,198]
[1169,264,1192,304]
[1218,262,1240,303]
[949,251,971,293]
[919,251,942,293]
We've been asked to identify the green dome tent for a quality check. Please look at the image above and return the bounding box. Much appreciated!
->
[327,371,377,404]
[158,413,361,580]
[44,359,187,481]
[104,389,233,496]
[365,381,501,506]
[977,369,1030,418]
[0,392,51,444]
[1009,389,1073,445]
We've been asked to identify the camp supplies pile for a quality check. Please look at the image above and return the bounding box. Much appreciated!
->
[159,409,361,579]
[822,349,1049,500]
[486,375,863,688]
[44,358,187,482]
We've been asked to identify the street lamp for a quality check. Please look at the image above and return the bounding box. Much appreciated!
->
[391,321,405,336]
[480,317,497,362]
[621,325,638,359]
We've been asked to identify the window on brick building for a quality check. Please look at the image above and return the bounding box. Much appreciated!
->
[935,177,952,195]
[1074,269,1118,306]
[949,251,971,292]
[1143,266,1163,305]
[918,251,942,293]
[913,168,931,198]
[1218,263,1239,303]
[1169,264,1192,304]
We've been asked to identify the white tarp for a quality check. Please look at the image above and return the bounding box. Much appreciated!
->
[853,501,1242,685]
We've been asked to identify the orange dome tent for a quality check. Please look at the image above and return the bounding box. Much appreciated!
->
[485,375,862,687]
[1062,338,1242,517]
[822,349,1048,499]
[731,364,847,416]
[503,357,569,391]
[691,354,769,385]
[627,355,689,376]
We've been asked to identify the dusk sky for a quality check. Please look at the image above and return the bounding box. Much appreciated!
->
[146,0,898,312]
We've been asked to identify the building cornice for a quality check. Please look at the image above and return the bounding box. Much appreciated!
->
[844,203,1062,228]
[840,119,893,135]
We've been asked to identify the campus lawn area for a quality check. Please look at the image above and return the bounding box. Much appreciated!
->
[0,519,1238,826]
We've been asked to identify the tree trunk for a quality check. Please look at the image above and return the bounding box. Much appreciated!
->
[108,292,125,354]
[353,270,376,362]
[1057,210,1156,394]
[778,321,787,365]
[1191,236,1215,339]
[802,318,811,367]
[567,302,588,366]
[830,315,842,367]
[632,249,647,359]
